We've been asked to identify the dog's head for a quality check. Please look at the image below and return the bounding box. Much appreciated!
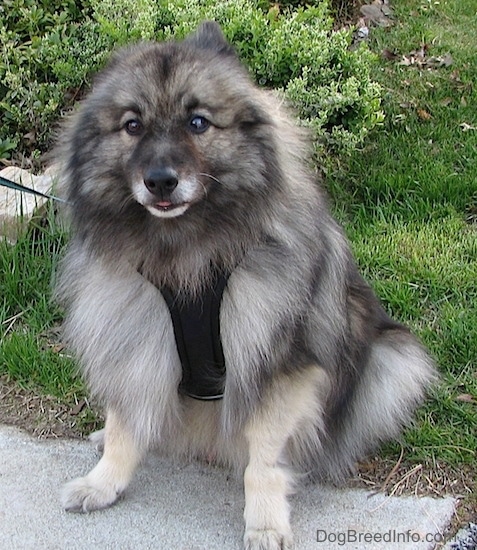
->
[63,22,283,222]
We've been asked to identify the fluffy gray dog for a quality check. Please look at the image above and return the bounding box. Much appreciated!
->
[55,22,436,550]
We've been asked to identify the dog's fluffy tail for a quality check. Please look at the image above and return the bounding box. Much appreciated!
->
[316,330,437,481]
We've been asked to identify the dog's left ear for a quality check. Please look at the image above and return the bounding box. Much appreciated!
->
[185,21,236,57]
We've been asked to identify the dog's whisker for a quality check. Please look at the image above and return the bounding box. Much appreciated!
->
[199,173,223,186]
[118,193,135,214]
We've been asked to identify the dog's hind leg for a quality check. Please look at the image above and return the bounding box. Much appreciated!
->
[242,366,328,550]
[318,329,437,480]
[62,409,144,512]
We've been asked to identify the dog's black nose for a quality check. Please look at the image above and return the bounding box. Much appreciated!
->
[144,168,179,197]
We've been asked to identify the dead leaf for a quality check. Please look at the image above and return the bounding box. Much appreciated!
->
[439,97,453,107]
[460,123,476,131]
[397,46,453,70]
[71,399,87,415]
[382,48,399,61]
[416,43,428,59]
[450,69,461,82]
[50,343,65,353]
[399,55,412,66]
[417,108,432,121]
[455,393,476,403]
[441,53,453,67]
[407,44,428,62]
[399,46,426,66]
[426,54,453,68]
[23,131,36,144]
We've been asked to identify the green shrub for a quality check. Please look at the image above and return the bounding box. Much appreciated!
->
[90,0,160,42]
[0,0,383,168]
[0,0,112,162]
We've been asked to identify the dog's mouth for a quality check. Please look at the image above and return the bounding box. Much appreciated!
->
[146,200,190,218]
[154,200,184,212]
[132,175,201,219]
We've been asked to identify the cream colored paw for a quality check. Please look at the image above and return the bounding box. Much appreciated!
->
[244,528,293,550]
[61,475,122,513]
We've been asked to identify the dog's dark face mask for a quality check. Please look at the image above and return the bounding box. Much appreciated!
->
[66,22,282,227]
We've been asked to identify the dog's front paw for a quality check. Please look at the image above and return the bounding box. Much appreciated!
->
[61,476,122,513]
[244,528,293,550]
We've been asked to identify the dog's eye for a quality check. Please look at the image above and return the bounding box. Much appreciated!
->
[189,115,210,134]
[124,119,143,136]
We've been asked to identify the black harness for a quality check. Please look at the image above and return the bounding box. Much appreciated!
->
[159,271,231,401]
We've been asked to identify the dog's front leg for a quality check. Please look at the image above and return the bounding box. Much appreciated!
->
[243,442,294,550]
[242,367,327,550]
[62,409,144,512]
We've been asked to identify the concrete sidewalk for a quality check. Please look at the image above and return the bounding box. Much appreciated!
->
[0,425,456,549]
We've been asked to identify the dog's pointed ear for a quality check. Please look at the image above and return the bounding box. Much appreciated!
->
[185,21,236,57]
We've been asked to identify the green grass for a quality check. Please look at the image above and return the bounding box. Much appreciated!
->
[327,0,477,467]
[0,207,82,399]
[0,0,475,478]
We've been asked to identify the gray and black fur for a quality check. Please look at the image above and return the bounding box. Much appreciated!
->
[55,22,436,550]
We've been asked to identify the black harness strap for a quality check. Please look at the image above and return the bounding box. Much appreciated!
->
[160,271,230,400]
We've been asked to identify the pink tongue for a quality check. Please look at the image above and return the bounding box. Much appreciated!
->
[157,201,172,208]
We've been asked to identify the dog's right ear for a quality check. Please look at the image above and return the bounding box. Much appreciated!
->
[184,21,236,57]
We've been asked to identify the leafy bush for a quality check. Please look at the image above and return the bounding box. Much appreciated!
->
[0,0,113,162]
[89,0,160,42]
[0,0,383,168]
